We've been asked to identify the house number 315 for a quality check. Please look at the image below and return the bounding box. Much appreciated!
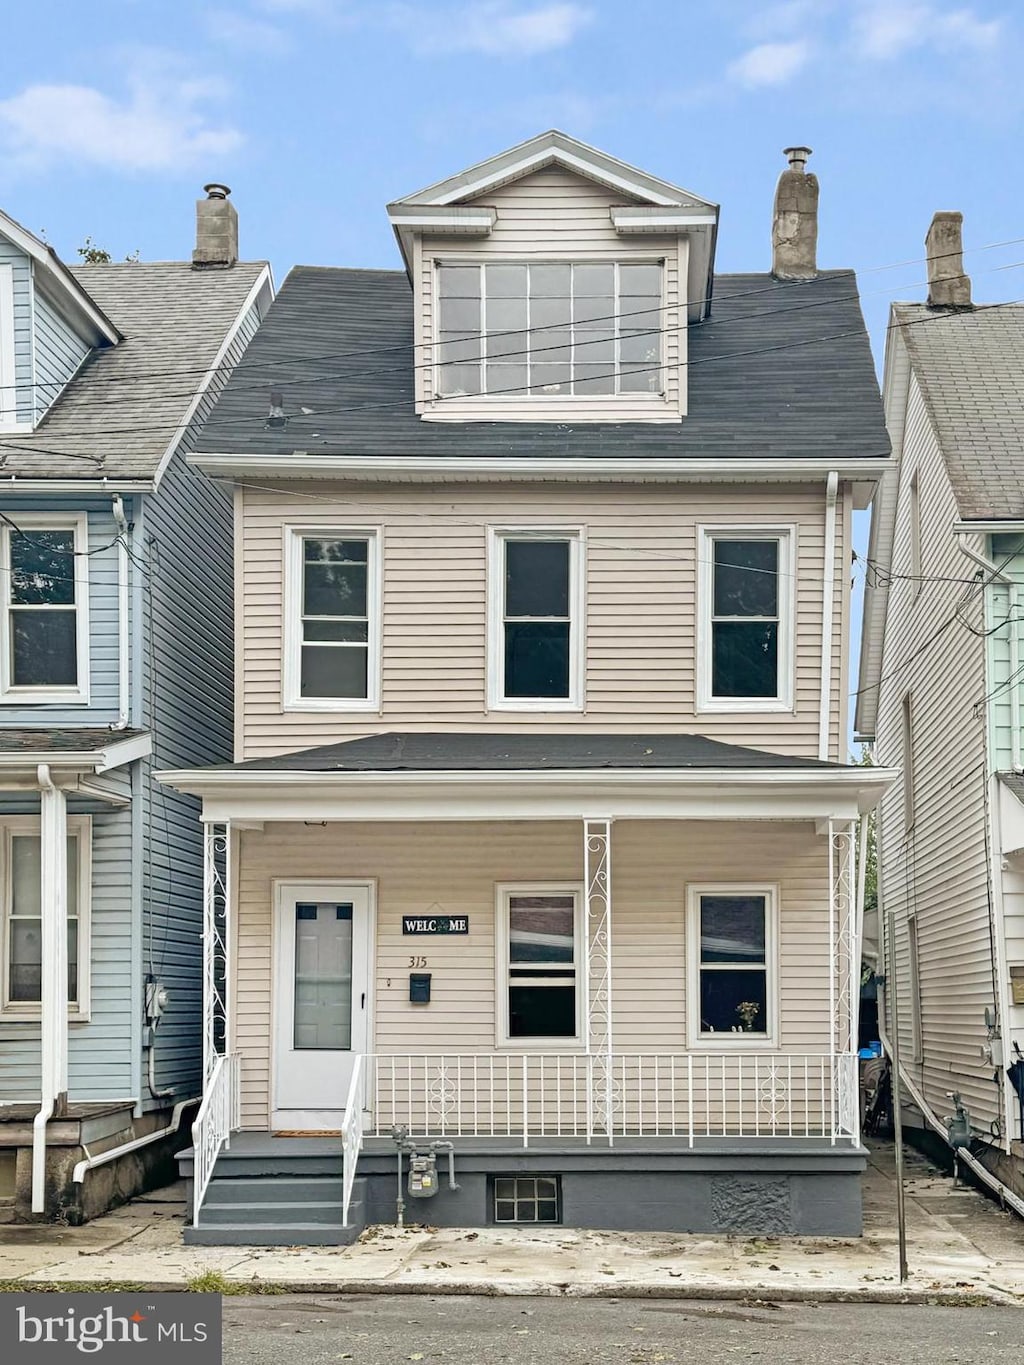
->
[408,955,427,968]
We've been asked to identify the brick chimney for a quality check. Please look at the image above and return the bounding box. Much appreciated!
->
[925,211,971,307]
[772,146,818,280]
[192,183,238,268]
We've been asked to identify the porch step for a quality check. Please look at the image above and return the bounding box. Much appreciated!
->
[200,1198,347,1226]
[183,1177,366,1247]
[202,1175,345,1205]
[184,1220,363,1247]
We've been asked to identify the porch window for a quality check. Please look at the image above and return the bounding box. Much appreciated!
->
[0,817,90,1017]
[436,261,664,398]
[488,529,584,709]
[499,887,581,1043]
[284,528,380,710]
[698,528,793,712]
[688,886,776,1044]
[1,515,89,701]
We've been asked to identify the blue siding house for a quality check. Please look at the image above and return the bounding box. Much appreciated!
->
[0,191,272,1220]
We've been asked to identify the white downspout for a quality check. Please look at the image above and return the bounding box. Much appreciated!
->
[818,471,840,761]
[32,764,68,1214]
[956,533,1021,773]
[110,494,130,731]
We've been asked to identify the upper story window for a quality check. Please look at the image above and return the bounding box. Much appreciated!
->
[284,528,381,712]
[436,262,663,399]
[698,527,794,714]
[488,529,584,711]
[0,514,89,703]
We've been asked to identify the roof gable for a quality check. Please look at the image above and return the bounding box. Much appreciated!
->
[0,208,120,347]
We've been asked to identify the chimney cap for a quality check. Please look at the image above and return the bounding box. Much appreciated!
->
[783,146,813,171]
[203,183,232,200]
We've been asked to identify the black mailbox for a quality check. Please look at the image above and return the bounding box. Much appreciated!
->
[409,972,432,1004]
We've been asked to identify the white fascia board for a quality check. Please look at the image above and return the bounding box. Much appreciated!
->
[0,478,154,493]
[0,732,150,776]
[0,209,120,345]
[94,732,152,772]
[611,208,717,231]
[387,209,496,234]
[953,519,1024,534]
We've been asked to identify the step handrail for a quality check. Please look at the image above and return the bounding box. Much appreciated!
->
[192,1053,240,1227]
[340,1055,365,1227]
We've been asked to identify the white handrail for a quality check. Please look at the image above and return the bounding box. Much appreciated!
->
[340,1055,365,1227]
[191,1053,240,1227]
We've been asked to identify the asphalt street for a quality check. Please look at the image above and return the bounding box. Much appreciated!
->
[223,1294,1023,1364]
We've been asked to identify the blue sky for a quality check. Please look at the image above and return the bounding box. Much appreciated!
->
[1,0,1022,743]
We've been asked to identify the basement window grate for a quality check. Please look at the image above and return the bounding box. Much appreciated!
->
[492,1175,561,1224]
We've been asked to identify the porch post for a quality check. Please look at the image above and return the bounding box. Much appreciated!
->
[202,821,230,1084]
[828,817,859,1142]
[583,818,613,1143]
[33,765,68,1212]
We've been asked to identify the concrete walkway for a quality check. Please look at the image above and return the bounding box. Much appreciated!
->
[1,1143,1022,1304]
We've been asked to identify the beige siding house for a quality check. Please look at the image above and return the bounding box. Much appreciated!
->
[164,133,893,1245]
[859,214,1024,1200]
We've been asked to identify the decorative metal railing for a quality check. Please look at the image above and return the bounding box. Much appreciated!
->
[340,1055,365,1227]
[365,1051,858,1147]
[191,1051,240,1227]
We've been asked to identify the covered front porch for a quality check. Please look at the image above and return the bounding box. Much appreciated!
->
[161,732,894,1240]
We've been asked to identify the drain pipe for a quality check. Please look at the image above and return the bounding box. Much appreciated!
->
[818,472,840,761]
[32,764,69,1213]
[110,494,130,732]
[72,1095,198,1188]
[956,533,1021,773]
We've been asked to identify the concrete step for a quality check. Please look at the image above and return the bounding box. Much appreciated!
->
[200,1199,348,1227]
[184,1220,363,1248]
[181,1151,345,1179]
[205,1176,346,1205]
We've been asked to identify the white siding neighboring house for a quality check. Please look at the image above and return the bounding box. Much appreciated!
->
[162,133,894,1245]
[858,212,1024,1196]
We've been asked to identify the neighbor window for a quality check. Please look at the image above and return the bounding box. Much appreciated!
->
[902,692,915,832]
[499,887,580,1043]
[285,529,380,709]
[688,887,776,1043]
[699,529,793,711]
[1,515,89,700]
[488,530,583,709]
[436,262,664,398]
[1,817,90,1016]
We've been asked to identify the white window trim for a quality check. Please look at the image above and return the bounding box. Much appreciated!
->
[486,525,586,713]
[0,814,92,1021]
[495,882,585,1050]
[430,256,669,406]
[282,524,382,713]
[696,524,796,715]
[686,883,779,1050]
[0,511,91,704]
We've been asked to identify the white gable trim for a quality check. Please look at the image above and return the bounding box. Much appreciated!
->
[0,263,18,428]
[0,210,119,346]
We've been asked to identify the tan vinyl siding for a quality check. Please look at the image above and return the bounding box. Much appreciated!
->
[232,819,831,1129]
[416,166,685,422]
[238,479,847,761]
[875,369,999,1129]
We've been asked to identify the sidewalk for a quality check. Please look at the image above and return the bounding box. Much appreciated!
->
[1,1142,1022,1304]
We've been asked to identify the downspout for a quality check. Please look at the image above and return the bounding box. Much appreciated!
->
[110,494,130,732]
[32,764,69,1214]
[956,533,1021,773]
[818,472,840,761]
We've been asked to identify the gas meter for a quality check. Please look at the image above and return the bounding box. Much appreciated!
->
[408,1152,438,1198]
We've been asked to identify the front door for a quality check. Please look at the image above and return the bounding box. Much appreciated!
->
[272,881,372,1130]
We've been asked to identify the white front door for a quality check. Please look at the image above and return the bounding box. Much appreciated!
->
[272,881,372,1130]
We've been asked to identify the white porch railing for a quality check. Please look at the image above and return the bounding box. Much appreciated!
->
[191,1052,240,1227]
[366,1052,859,1147]
[340,1055,365,1227]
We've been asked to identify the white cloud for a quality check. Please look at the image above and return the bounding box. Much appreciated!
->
[851,3,1001,60]
[401,2,592,57]
[727,39,811,87]
[205,10,290,53]
[0,60,242,173]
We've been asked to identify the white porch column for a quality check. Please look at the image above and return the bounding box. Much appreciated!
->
[202,821,230,1084]
[828,817,860,1143]
[32,765,68,1213]
[583,818,613,1142]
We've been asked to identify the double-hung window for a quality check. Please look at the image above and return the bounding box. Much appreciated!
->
[698,528,793,711]
[436,262,664,398]
[1,514,89,702]
[285,529,380,710]
[498,886,581,1044]
[1,816,90,1018]
[488,529,583,709]
[688,886,776,1045]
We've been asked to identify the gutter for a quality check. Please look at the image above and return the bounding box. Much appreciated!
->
[111,495,130,731]
[819,472,839,761]
[71,1096,198,1189]
[955,532,1021,773]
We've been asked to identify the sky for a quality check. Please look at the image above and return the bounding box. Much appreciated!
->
[1,0,1022,743]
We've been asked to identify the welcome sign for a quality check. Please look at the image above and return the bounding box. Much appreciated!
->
[2,1293,222,1361]
[402,915,469,935]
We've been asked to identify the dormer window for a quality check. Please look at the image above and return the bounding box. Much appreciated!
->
[436,262,663,399]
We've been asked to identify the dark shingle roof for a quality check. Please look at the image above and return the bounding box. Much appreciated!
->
[895,302,1024,519]
[220,732,846,774]
[0,727,146,754]
[195,266,888,461]
[3,261,268,481]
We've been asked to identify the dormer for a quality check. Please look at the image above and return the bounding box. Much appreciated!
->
[387,131,718,424]
[0,209,119,433]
